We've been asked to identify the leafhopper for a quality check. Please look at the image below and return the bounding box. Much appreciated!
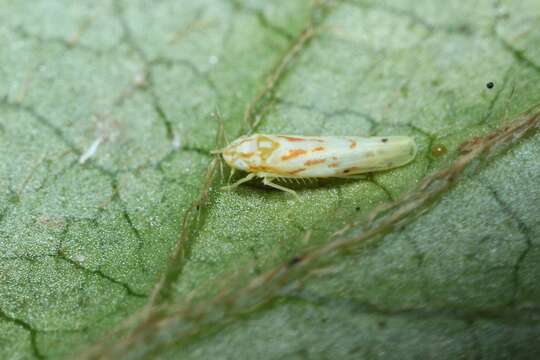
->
[217,134,417,197]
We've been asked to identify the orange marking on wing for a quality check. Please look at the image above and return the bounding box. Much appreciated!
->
[239,152,255,158]
[249,164,263,172]
[248,164,289,176]
[278,136,324,142]
[288,168,306,175]
[329,163,339,168]
[349,140,357,149]
[312,146,325,152]
[278,136,306,142]
[304,159,325,166]
[281,149,307,160]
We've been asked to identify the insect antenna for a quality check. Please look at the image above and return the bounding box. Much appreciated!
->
[210,106,230,181]
[212,105,229,146]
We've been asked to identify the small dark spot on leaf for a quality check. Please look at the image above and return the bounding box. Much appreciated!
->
[355,206,361,211]
[486,82,494,89]
[455,23,473,35]
[415,250,425,260]
[381,138,388,143]
[8,193,20,204]
[287,256,303,267]
[400,84,409,98]
[343,169,350,174]
[378,320,387,329]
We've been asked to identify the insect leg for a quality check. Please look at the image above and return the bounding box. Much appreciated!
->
[227,168,236,184]
[263,177,299,199]
[221,172,255,191]
[218,156,224,180]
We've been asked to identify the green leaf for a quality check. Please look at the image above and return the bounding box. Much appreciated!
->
[1,1,539,359]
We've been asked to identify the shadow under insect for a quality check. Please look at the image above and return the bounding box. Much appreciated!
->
[224,170,377,195]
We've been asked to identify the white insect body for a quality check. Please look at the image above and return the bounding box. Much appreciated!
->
[220,134,417,197]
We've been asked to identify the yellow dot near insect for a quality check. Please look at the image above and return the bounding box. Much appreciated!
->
[430,144,447,157]
[214,134,417,198]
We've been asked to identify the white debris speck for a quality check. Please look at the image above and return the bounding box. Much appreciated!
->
[172,132,182,150]
[133,71,147,87]
[73,254,86,263]
[79,137,103,164]
[208,55,219,65]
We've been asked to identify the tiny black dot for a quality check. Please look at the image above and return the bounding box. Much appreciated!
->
[344,169,350,173]
[486,82,494,89]
[381,138,388,143]
[287,256,302,266]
